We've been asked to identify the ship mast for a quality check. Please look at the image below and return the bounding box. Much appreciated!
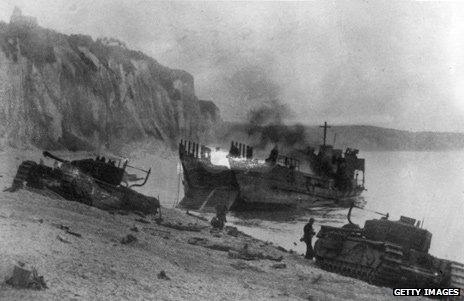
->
[320,122,331,146]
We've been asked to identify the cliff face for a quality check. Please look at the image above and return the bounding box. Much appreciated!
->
[0,12,220,151]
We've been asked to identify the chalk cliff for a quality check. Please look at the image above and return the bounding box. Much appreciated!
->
[0,8,220,151]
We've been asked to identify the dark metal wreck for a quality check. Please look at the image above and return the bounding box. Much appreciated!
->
[7,151,159,214]
[314,205,464,290]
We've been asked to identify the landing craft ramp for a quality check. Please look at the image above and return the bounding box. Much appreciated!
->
[198,187,238,213]
[177,140,239,211]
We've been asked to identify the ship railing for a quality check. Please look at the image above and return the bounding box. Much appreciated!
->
[228,141,254,159]
[179,139,212,162]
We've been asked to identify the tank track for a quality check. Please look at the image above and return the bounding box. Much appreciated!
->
[315,242,404,286]
[374,243,403,285]
[316,256,376,283]
[60,166,93,206]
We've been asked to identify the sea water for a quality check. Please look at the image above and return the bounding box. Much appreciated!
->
[117,149,464,263]
[227,151,464,263]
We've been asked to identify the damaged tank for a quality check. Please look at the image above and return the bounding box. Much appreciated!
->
[314,205,464,290]
[7,151,160,214]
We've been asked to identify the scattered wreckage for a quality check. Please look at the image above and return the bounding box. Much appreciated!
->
[7,151,160,214]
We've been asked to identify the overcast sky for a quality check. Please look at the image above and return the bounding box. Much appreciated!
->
[1,0,464,132]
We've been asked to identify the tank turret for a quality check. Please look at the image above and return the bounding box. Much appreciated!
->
[314,205,464,290]
[363,216,432,253]
[43,151,126,186]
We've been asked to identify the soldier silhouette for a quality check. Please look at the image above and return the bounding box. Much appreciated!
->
[265,145,279,164]
[301,217,316,260]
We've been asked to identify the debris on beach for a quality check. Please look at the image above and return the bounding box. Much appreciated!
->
[186,211,209,222]
[187,237,208,245]
[228,247,255,261]
[157,270,170,280]
[121,234,138,244]
[135,218,150,224]
[271,263,287,269]
[226,226,240,237]
[57,235,71,244]
[188,237,283,261]
[147,228,171,238]
[228,244,283,262]
[52,223,82,238]
[66,230,82,238]
[210,229,222,238]
[160,221,204,232]
[6,263,47,290]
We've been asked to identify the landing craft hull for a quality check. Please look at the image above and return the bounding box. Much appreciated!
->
[179,158,237,209]
[178,156,363,212]
[233,168,363,210]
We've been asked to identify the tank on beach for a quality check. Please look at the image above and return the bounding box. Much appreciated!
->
[7,151,160,214]
[314,205,464,290]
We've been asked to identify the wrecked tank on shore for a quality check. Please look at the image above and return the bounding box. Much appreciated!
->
[314,205,464,290]
[7,151,160,214]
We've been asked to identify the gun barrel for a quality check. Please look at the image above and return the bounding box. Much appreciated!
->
[356,206,389,218]
[42,151,68,163]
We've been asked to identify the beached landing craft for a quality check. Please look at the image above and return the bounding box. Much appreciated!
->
[177,122,366,212]
[314,205,464,292]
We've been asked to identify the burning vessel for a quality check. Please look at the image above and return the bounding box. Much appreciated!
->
[178,122,365,212]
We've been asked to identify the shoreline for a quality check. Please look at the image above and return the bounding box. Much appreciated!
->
[0,187,427,300]
[0,149,429,300]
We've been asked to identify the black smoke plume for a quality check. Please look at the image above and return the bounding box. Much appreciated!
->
[244,96,306,148]
[221,64,307,149]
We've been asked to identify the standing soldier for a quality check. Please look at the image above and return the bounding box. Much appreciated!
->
[211,201,228,230]
[301,217,316,260]
[265,145,279,164]
[216,201,227,228]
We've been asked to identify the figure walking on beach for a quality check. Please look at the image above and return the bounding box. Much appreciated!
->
[301,218,316,260]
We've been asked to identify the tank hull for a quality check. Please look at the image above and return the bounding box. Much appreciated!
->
[314,224,464,291]
[10,160,159,214]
